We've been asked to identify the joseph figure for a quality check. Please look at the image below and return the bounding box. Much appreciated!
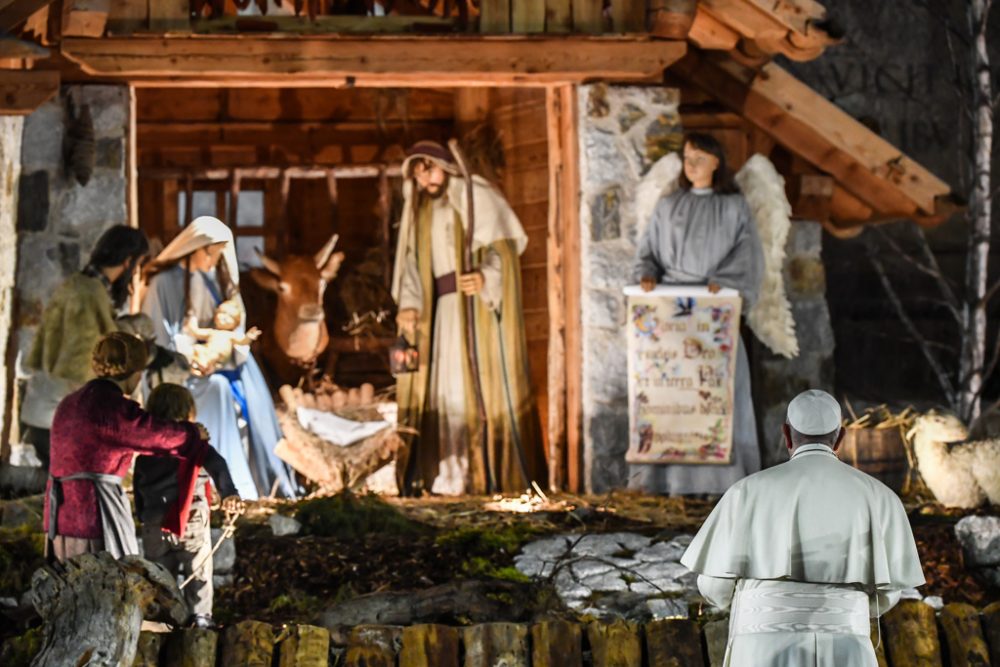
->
[391,140,545,495]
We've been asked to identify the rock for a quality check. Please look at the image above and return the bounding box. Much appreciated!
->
[635,539,687,563]
[642,112,684,166]
[21,99,64,172]
[590,186,622,242]
[16,172,49,233]
[645,598,689,620]
[213,574,233,589]
[211,528,236,573]
[568,506,597,523]
[923,596,944,610]
[899,587,923,600]
[617,103,646,133]
[587,84,610,118]
[269,513,303,537]
[955,515,1000,566]
[95,138,123,170]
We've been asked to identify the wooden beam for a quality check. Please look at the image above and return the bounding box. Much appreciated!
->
[0,69,59,115]
[139,164,403,180]
[479,0,510,33]
[108,0,148,34]
[190,14,456,35]
[0,37,49,60]
[0,0,55,32]
[742,0,825,35]
[671,51,952,219]
[62,36,687,84]
[544,0,572,33]
[545,85,566,491]
[611,0,646,33]
[698,0,791,40]
[512,0,544,32]
[62,0,109,37]
[148,0,188,33]
[687,8,740,51]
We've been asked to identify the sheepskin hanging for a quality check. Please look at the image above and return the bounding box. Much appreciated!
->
[63,96,95,187]
[735,154,799,359]
[633,152,799,358]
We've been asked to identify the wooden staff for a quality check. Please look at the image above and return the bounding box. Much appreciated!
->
[448,138,495,493]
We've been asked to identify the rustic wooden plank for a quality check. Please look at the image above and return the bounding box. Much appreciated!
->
[277,625,330,667]
[62,0,109,37]
[560,84,582,492]
[531,620,582,666]
[0,38,48,60]
[399,624,460,667]
[479,0,510,33]
[162,627,218,667]
[611,0,646,33]
[587,621,642,667]
[136,88,222,121]
[0,0,54,32]
[687,8,740,50]
[939,603,990,667]
[344,625,400,667]
[699,0,789,40]
[222,87,455,122]
[132,631,162,667]
[544,85,566,491]
[191,14,455,34]
[148,0,189,32]
[572,0,604,33]
[0,69,59,115]
[742,0,825,35]
[505,166,550,206]
[108,0,147,34]
[645,619,705,667]
[62,36,685,84]
[511,0,544,33]
[455,87,491,138]
[544,0,572,33]
[463,623,529,667]
[220,620,275,666]
[883,600,943,667]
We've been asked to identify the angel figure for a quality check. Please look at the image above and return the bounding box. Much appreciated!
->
[630,132,799,495]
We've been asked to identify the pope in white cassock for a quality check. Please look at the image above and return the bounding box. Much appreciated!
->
[681,389,924,666]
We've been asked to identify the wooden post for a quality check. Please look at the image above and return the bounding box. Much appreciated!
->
[939,603,990,667]
[132,632,162,667]
[220,621,275,666]
[62,0,110,37]
[377,167,391,286]
[344,625,400,667]
[479,0,510,33]
[611,0,646,32]
[531,620,582,666]
[162,627,218,667]
[587,621,642,667]
[399,624,460,667]
[545,85,567,491]
[0,70,60,115]
[883,600,943,667]
[0,116,21,465]
[645,619,705,666]
[463,623,529,667]
[229,169,242,226]
[276,625,330,667]
[560,84,582,492]
[544,0,572,33]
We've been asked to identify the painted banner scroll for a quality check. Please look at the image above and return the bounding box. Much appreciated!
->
[624,285,741,465]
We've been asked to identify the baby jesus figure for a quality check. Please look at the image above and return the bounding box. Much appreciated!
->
[184,298,261,373]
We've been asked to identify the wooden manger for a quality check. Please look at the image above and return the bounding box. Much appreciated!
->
[274,384,406,495]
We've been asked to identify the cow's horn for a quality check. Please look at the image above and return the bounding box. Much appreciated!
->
[315,233,339,269]
[255,248,282,277]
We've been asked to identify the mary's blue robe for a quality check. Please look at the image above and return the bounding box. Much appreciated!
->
[143,265,297,500]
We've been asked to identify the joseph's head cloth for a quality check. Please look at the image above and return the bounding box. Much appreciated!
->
[787,389,842,435]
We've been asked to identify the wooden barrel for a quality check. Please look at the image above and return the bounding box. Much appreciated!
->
[840,427,909,492]
[648,0,698,39]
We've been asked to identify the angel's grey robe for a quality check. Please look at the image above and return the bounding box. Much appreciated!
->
[629,187,764,495]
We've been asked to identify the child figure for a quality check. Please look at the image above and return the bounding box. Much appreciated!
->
[134,383,244,628]
[183,298,261,372]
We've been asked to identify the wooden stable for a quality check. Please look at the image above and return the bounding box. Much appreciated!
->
[1,0,956,491]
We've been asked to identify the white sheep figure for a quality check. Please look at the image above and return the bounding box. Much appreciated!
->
[907,412,1000,508]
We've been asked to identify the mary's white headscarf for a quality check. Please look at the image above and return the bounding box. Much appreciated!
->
[155,215,240,285]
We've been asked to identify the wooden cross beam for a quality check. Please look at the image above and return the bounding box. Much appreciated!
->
[0,69,59,114]
[0,0,56,33]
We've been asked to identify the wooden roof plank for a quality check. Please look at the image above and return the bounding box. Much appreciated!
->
[60,35,687,83]
[688,7,740,51]
[0,69,59,115]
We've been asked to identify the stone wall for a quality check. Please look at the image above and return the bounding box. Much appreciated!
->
[576,84,683,492]
[14,85,129,379]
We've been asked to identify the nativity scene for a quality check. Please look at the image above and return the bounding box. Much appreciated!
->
[0,0,997,665]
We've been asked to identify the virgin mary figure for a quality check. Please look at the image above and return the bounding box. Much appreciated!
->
[142,216,298,500]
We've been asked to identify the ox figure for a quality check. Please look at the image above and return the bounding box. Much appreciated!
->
[250,234,344,387]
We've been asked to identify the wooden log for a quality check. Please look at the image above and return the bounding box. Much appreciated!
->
[981,601,1000,666]
[275,407,405,492]
[30,554,189,667]
[939,603,990,667]
[531,619,582,666]
[587,621,642,667]
[220,620,275,666]
[132,631,162,667]
[463,623,529,667]
[883,600,943,667]
[645,619,704,667]
[277,625,331,667]
[702,620,729,667]
[0,70,59,115]
[344,625,400,667]
[399,624,460,667]
[162,627,218,667]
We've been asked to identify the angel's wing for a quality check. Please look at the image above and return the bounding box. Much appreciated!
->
[634,152,682,243]
[735,154,799,359]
